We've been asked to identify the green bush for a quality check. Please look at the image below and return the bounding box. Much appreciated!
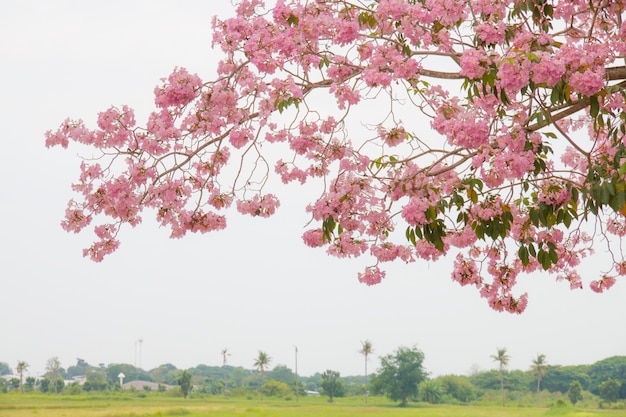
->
[261,380,292,398]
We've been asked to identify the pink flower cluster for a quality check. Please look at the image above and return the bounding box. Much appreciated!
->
[154,67,202,109]
[459,48,490,80]
[47,0,625,314]
[452,254,481,287]
[357,266,386,286]
[236,194,280,218]
[590,276,617,293]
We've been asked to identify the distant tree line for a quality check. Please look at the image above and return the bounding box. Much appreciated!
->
[1,352,625,409]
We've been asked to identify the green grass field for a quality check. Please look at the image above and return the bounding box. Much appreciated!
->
[0,394,623,417]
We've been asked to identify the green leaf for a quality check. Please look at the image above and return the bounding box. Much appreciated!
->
[318,56,330,69]
[518,245,529,266]
[590,94,600,118]
[405,226,416,246]
[549,248,559,265]
[287,14,299,26]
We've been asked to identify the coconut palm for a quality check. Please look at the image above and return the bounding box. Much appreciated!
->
[16,361,29,393]
[359,340,373,403]
[221,348,230,396]
[253,351,271,399]
[531,354,547,407]
[491,347,510,407]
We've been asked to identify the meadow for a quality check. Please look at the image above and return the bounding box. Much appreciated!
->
[0,394,623,417]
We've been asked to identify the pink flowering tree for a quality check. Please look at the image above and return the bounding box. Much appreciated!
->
[46,0,626,313]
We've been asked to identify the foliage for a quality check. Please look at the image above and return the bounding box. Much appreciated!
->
[320,370,345,402]
[541,365,591,393]
[66,358,93,379]
[46,0,626,314]
[370,346,427,406]
[39,378,49,393]
[599,378,622,406]
[567,380,583,405]
[45,357,63,394]
[105,364,152,385]
[0,362,12,375]
[436,375,476,403]
[588,356,626,398]
[469,369,502,391]
[8,377,20,390]
[177,370,192,399]
[65,382,83,395]
[24,377,36,392]
[266,365,295,384]
[419,379,444,404]
[261,379,293,398]
[149,363,179,385]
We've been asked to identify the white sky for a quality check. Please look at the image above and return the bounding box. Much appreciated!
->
[1,1,624,379]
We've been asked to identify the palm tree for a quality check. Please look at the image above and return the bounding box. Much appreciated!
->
[221,348,230,397]
[491,347,510,407]
[359,340,373,403]
[531,354,547,407]
[253,351,271,400]
[16,361,29,393]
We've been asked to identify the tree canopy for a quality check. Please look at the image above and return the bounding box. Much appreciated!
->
[177,370,193,399]
[46,0,626,313]
[370,345,427,406]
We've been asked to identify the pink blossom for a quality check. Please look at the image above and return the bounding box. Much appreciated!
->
[401,198,429,226]
[532,53,565,87]
[357,266,386,286]
[558,271,583,290]
[236,194,280,217]
[83,224,119,262]
[370,243,413,263]
[61,205,92,233]
[302,229,325,248]
[47,0,626,311]
[476,22,505,45]
[459,48,490,79]
[229,128,253,149]
[498,55,531,95]
[590,276,617,293]
[275,160,308,184]
[327,232,367,258]
[569,69,604,97]
[182,210,227,234]
[154,67,202,109]
[334,19,360,45]
[207,187,233,209]
[380,126,407,147]
[452,254,482,287]
[329,83,360,109]
[414,240,446,261]
[424,0,467,27]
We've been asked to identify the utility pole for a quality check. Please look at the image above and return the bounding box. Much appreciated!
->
[294,345,299,403]
[135,337,143,369]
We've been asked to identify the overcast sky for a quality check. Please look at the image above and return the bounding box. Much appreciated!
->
[1,1,624,380]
